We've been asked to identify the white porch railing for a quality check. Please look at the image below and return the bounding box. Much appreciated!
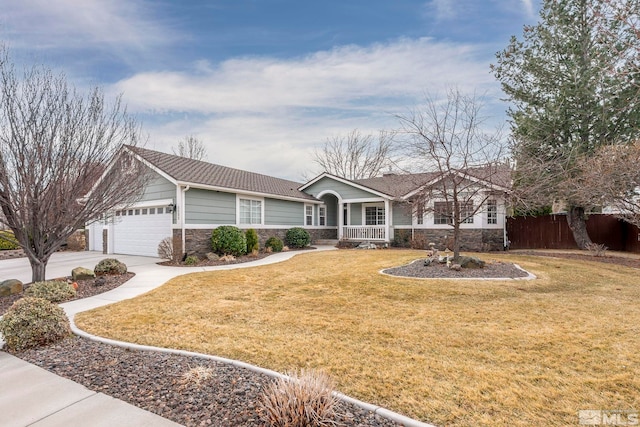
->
[342,226,386,241]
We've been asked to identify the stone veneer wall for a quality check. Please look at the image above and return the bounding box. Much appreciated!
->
[174,227,338,258]
[400,228,505,252]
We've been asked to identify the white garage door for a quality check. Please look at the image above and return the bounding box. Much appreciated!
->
[88,220,104,252]
[112,205,172,257]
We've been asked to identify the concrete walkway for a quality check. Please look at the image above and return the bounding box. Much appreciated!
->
[0,248,336,427]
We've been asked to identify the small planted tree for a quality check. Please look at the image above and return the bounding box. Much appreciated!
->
[245,228,259,253]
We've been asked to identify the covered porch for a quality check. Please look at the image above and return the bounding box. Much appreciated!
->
[318,192,392,242]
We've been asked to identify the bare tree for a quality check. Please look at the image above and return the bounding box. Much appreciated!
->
[577,141,640,228]
[396,88,507,261]
[312,129,395,179]
[172,135,208,161]
[0,48,148,282]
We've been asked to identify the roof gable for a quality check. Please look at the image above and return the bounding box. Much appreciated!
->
[126,146,317,202]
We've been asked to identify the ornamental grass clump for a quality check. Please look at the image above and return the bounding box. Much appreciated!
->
[0,297,71,351]
[260,369,338,427]
[25,280,76,303]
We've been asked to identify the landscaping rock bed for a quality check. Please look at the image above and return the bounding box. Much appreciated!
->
[0,273,134,316]
[10,337,402,427]
[383,258,530,279]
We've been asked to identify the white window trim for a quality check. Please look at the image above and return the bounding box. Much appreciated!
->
[304,204,314,226]
[318,205,327,227]
[236,195,264,225]
[362,202,385,226]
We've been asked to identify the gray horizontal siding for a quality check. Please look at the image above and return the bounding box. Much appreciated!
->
[393,203,412,226]
[185,189,236,224]
[304,177,379,200]
[265,198,304,226]
[350,203,362,225]
[140,172,175,202]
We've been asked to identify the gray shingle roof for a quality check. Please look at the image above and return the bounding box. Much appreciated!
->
[354,164,511,198]
[127,146,317,201]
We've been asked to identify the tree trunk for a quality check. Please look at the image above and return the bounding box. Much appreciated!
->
[566,206,593,249]
[452,223,461,261]
[28,256,48,283]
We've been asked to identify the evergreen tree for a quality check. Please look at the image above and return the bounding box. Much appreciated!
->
[492,0,640,248]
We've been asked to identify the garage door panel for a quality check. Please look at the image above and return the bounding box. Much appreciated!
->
[112,206,172,257]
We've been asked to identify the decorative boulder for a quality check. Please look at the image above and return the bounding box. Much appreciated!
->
[94,276,107,287]
[206,252,220,261]
[458,256,486,269]
[423,258,433,267]
[0,279,23,296]
[356,242,377,249]
[450,263,462,271]
[72,267,96,281]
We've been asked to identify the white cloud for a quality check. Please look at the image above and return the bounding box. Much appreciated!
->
[1,0,175,53]
[117,37,504,180]
[426,0,457,21]
[521,0,536,18]
[114,38,495,114]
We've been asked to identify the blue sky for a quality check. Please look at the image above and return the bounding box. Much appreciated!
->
[1,0,540,180]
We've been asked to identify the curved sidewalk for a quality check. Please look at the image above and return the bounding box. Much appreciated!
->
[2,246,435,427]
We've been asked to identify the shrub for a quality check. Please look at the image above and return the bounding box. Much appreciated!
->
[211,226,247,257]
[157,237,174,260]
[260,369,338,427]
[265,236,283,253]
[391,229,411,248]
[184,255,199,265]
[285,227,310,249]
[25,280,76,303]
[0,230,19,250]
[94,258,127,275]
[245,228,259,253]
[0,297,71,351]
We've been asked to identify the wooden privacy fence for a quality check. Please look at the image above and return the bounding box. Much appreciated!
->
[506,214,640,252]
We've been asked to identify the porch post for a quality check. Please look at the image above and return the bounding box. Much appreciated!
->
[384,199,390,242]
[338,202,344,240]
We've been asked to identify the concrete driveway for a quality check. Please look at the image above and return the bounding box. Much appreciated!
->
[0,251,162,284]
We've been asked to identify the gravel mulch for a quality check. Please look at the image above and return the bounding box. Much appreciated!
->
[383,258,531,279]
[0,273,135,316]
[8,337,402,427]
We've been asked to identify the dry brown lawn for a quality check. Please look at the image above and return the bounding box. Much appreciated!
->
[75,250,640,427]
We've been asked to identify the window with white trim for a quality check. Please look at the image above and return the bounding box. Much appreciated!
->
[240,198,262,225]
[305,205,314,226]
[319,206,326,226]
[434,202,452,225]
[365,206,385,225]
[487,199,498,224]
[461,201,474,224]
[415,203,424,225]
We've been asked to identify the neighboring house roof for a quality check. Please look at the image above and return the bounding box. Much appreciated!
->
[126,146,317,201]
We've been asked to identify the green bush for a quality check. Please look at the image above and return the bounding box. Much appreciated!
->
[184,255,199,265]
[245,228,259,253]
[0,230,19,250]
[94,258,127,275]
[25,280,76,303]
[211,226,247,257]
[265,236,284,253]
[285,227,310,248]
[0,297,71,351]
